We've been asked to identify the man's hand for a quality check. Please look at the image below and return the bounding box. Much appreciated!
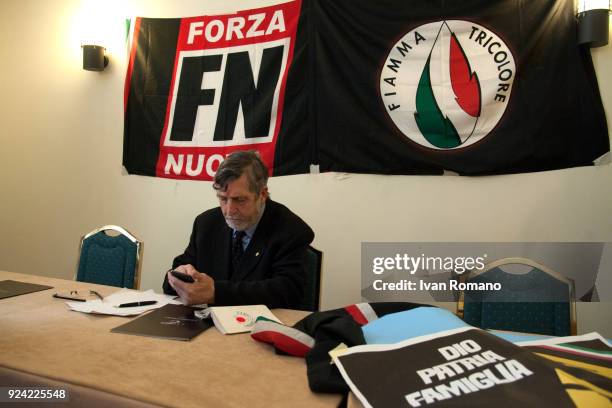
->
[167,264,215,305]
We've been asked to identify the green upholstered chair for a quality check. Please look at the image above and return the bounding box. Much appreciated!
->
[297,245,322,312]
[75,225,143,289]
[456,257,576,336]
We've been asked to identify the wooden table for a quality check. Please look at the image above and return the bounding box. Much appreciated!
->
[0,271,341,408]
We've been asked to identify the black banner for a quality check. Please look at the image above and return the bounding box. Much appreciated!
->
[335,328,610,407]
[311,0,609,175]
[124,0,609,179]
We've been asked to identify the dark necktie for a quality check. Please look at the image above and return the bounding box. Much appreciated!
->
[232,230,246,274]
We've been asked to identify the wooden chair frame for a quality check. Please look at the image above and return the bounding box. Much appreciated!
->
[75,225,143,289]
[456,257,576,335]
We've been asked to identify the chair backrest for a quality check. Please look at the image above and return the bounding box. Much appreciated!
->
[456,257,576,336]
[298,245,322,312]
[75,225,143,289]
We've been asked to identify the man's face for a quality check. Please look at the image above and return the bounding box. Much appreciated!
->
[217,173,268,231]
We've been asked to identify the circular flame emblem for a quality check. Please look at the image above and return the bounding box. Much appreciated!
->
[233,311,255,327]
[380,20,516,150]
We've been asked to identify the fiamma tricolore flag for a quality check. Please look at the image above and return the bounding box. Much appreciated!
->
[123,0,609,180]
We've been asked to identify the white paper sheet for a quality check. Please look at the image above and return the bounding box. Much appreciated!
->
[66,289,181,316]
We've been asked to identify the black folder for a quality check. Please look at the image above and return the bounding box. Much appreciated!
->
[0,280,53,300]
[111,304,213,341]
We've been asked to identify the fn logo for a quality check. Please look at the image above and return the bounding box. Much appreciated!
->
[163,39,289,147]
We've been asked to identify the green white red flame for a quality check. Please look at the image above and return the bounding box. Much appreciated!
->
[415,24,481,148]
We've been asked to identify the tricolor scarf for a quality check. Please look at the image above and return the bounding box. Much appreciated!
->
[251,302,430,393]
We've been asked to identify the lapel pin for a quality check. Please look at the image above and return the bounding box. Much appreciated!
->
[255,252,260,257]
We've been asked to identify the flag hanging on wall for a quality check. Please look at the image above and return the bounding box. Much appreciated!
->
[123,1,308,180]
[123,0,609,180]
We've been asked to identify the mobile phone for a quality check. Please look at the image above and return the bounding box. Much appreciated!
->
[171,270,195,283]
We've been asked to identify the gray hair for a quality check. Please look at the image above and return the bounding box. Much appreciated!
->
[213,151,269,194]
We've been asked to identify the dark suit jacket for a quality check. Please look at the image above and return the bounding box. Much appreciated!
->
[163,199,314,309]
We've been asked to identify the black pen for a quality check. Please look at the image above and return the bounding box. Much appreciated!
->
[114,301,158,308]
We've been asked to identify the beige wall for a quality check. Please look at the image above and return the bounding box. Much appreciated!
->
[1,0,611,335]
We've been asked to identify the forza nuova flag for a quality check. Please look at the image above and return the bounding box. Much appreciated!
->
[311,0,609,175]
[123,1,307,180]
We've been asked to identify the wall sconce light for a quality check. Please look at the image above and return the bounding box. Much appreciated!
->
[577,0,611,47]
[82,44,109,71]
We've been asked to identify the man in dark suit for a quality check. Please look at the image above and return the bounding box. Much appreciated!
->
[163,151,314,309]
